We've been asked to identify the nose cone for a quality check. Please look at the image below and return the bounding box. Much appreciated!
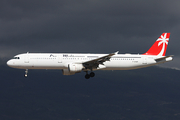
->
[7,60,13,67]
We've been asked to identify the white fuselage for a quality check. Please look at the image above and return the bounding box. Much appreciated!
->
[7,53,171,71]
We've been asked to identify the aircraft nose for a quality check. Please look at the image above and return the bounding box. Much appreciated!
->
[7,60,13,67]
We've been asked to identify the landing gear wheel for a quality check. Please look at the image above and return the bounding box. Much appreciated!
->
[24,69,28,78]
[90,72,95,77]
[85,74,90,79]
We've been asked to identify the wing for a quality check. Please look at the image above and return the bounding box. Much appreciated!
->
[82,51,119,70]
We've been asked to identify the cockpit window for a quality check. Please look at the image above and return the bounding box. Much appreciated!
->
[14,57,20,59]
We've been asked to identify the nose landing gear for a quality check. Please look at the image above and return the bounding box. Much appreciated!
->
[24,69,28,77]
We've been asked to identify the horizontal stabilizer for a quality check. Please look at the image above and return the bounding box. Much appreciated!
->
[155,55,173,62]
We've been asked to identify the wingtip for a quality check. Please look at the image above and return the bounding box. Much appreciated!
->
[115,51,119,55]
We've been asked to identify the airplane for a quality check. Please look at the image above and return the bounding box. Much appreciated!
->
[7,33,173,79]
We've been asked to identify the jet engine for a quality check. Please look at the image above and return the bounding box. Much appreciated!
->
[68,63,84,72]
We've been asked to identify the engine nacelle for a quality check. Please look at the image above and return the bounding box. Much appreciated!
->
[62,69,75,75]
[68,63,84,72]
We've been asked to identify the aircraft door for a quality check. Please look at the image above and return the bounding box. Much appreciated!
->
[142,56,147,64]
[58,55,62,63]
[24,52,29,63]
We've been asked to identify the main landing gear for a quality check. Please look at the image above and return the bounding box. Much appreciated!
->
[85,72,95,79]
[24,69,28,77]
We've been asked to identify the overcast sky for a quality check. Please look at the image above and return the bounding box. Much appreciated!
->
[1,0,180,68]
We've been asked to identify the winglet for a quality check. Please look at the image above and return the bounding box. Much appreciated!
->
[115,51,119,55]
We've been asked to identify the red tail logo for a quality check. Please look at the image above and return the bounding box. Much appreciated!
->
[143,33,170,56]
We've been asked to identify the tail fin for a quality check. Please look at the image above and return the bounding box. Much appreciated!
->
[143,33,170,56]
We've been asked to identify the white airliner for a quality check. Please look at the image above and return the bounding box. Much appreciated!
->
[7,33,173,79]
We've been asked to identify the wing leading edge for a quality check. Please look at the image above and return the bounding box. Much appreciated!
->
[81,51,119,70]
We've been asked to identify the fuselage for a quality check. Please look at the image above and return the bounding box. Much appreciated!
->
[7,53,171,70]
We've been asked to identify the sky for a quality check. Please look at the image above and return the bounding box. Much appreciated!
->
[1,0,180,69]
[1,1,180,119]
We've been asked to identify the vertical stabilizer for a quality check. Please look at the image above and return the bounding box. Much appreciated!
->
[143,33,170,56]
